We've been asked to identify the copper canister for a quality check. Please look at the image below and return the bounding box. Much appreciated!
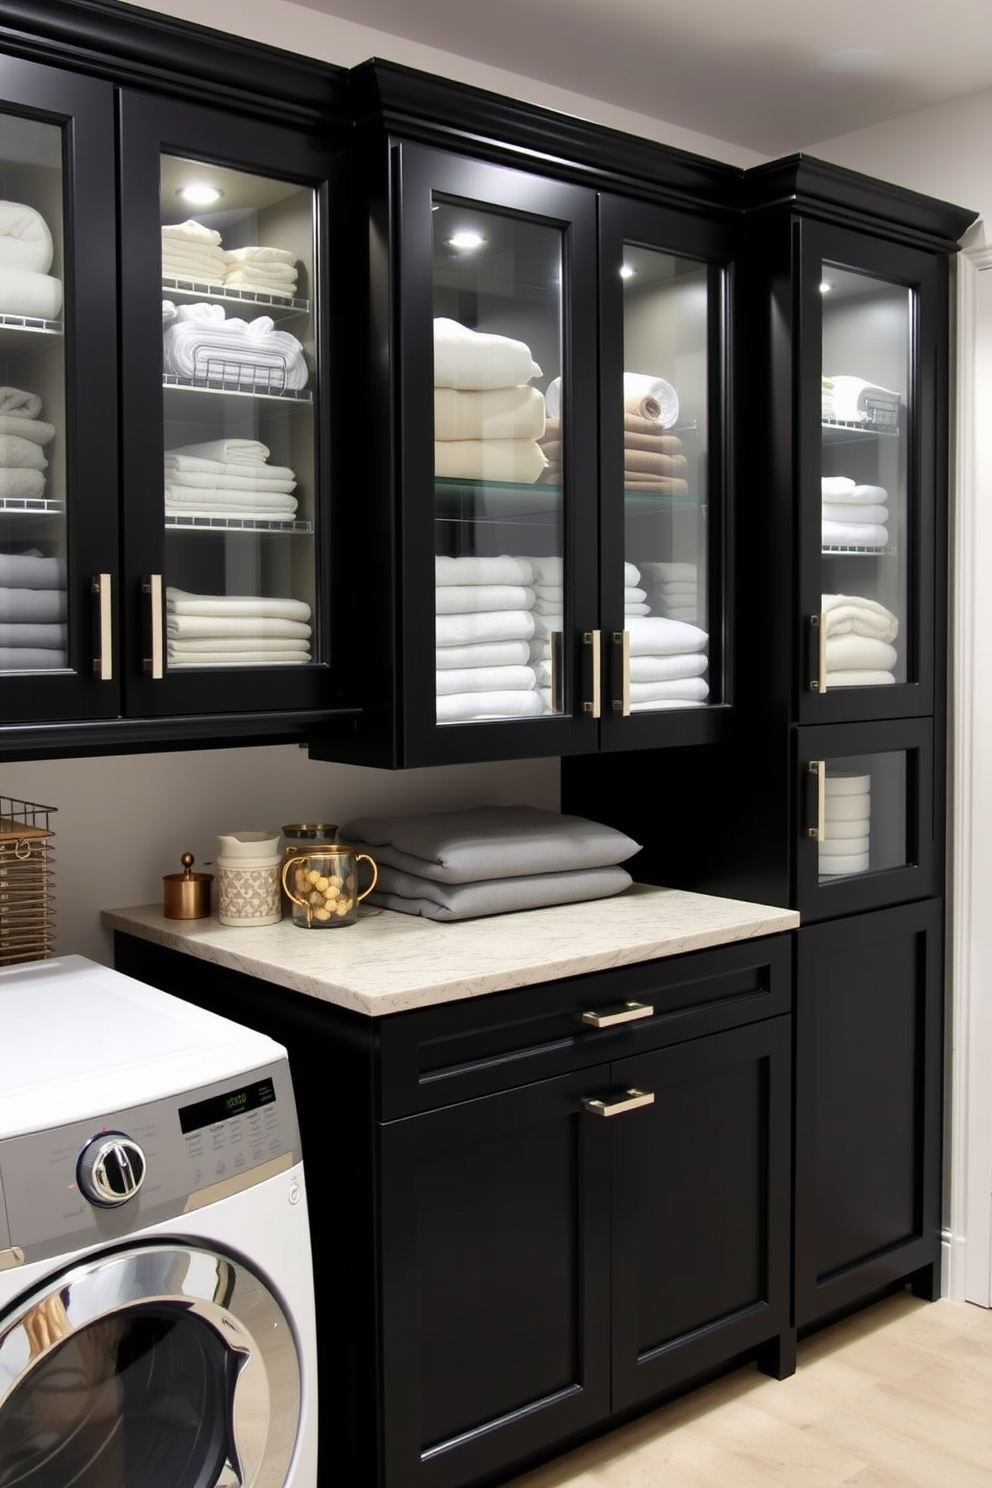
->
[163,853,213,919]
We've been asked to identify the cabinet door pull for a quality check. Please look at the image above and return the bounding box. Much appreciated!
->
[808,611,828,692]
[807,759,826,841]
[142,574,163,679]
[91,573,112,680]
[582,630,601,717]
[612,629,631,715]
[582,1088,655,1118]
[581,1000,654,1028]
[548,629,562,714]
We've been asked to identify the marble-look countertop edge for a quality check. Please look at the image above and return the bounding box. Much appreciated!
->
[103,887,799,1018]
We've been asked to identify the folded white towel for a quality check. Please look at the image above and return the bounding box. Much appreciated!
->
[0,202,54,274]
[625,603,651,616]
[165,452,294,480]
[167,614,312,640]
[825,669,897,687]
[825,794,870,821]
[624,562,641,586]
[851,485,888,503]
[822,520,889,547]
[0,468,44,500]
[162,219,223,246]
[623,371,679,428]
[165,487,297,511]
[436,610,536,647]
[0,551,64,587]
[626,615,708,657]
[818,836,870,856]
[629,653,708,682]
[533,584,564,604]
[168,635,310,654]
[168,650,310,666]
[436,689,545,722]
[218,275,297,299]
[165,469,296,493]
[224,261,297,283]
[162,242,226,268]
[434,438,547,483]
[0,621,65,647]
[0,646,66,669]
[0,388,41,418]
[821,594,898,642]
[653,580,698,597]
[630,677,709,703]
[822,376,901,423]
[0,435,47,470]
[434,384,546,441]
[0,414,54,447]
[435,554,535,587]
[532,597,565,617]
[165,506,299,522]
[824,773,872,795]
[820,476,891,504]
[624,586,647,606]
[168,439,270,465]
[530,613,564,640]
[223,245,297,266]
[0,586,65,622]
[823,816,870,839]
[165,588,311,622]
[518,555,562,586]
[640,561,697,581]
[435,584,535,615]
[0,268,61,319]
[822,502,888,525]
[433,317,542,391]
[629,699,706,711]
[825,634,898,672]
[163,314,308,389]
[435,640,531,670]
[436,665,536,695]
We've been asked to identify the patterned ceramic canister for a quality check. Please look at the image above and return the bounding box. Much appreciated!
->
[216,831,282,927]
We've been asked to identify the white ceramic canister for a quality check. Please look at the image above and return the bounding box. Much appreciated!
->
[216,831,283,927]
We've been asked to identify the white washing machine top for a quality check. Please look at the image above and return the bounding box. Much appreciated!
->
[0,954,285,1138]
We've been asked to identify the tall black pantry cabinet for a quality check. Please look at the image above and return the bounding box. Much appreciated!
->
[564,158,977,1333]
[0,1,355,758]
[312,62,741,769]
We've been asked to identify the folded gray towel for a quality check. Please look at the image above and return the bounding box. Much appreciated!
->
[340,805,641,884]
[367,863,633,921]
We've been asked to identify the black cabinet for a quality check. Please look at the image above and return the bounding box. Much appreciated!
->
[794,900,944,1330]
[314,62,740,769]
[113,927,794,1488]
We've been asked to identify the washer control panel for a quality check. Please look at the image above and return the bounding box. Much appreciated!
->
[0,1057,301,1263]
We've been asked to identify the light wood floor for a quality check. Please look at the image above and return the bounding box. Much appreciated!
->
[504,1292,992,1487]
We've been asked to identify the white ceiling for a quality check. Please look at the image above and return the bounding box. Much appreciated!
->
[293,0,992,154]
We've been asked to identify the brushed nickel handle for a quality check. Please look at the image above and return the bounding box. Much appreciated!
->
[809,611,828,692]
[807,759,826,841]
[582,1088,655,1118]
[583,629,601,717]
[581,1000,654,1028]
[143,574,163,679]
[91,573,112,680]
[612,629,631,715]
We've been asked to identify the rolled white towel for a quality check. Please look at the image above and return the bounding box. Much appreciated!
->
[822,376,901,423]
[433,317,542,391]
[623,371,679,429]
[0,202,54,273]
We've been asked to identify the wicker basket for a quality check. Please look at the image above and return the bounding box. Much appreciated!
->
[0,796,56,965]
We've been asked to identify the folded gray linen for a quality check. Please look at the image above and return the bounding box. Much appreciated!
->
[366,863,633,921]
[340,804,641,884]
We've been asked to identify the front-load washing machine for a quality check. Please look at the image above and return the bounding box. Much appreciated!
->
[0,954,318,1488]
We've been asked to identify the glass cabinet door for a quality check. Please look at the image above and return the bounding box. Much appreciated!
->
[796,719,935,920]
[599,196,732,748]
[119,93,334,720]
[0,64,119,726]
[800,225,944,723]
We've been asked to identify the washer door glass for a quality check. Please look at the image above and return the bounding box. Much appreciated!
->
[0,1243,301,1488]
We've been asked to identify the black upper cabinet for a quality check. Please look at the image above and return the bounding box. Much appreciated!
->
[314,62,740,769]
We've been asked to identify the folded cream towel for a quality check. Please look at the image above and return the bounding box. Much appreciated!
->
[0,266,61,318]
[0,202,54,274]
[0,414,54,446]
[164,487,297,511]
[223,245,297,266]
[168,651,309,666]
[165,452,294,480]
[434,438,547,484]
[168,635,311,653]
[823,816,870,839]
[819,836,870,855]
[435,584,535,615]
[165,470,296,493]
[433,317,542,391]
[168,438,270,465]
[434,384,546,441]
[436,665,536,695]
[435,555,535,587]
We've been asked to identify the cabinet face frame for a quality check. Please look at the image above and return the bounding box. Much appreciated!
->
[793,716,935,921]
[795,220,946,726]
[0,56,120,727]
[117,89,338,721]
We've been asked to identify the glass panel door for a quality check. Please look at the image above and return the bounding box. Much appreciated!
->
[0,114,67,678]
[818,752,908,883]
[431,197,562,725]
[621,247,712,712]
[160,156,317,674]
[819,267,910,692]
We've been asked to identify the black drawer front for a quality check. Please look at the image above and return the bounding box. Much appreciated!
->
[377,934,792,1118]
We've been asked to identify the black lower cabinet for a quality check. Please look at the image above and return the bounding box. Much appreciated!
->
[794,899,944,1333]
[113,930,793,1488]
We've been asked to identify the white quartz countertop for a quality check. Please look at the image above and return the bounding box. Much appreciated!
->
[103,886,799,1018]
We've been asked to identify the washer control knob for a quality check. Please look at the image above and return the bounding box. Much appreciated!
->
[77,1132,147,1207]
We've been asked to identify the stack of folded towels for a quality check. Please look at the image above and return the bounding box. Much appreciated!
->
[0,387,55,505]
[0,201,62,319]
[433,318,547,483]
[0,549,66,669]
[164,438,297,522]
[639,561,699,622]
[162,220,226,287]
[821,592,899,686]
[339,804,641,921]
[819,773,871,878]
[435,554,541,721]
[221,245,298,300]
[621,374,687,494]
[165,588,312,667]
[624,611,709,709]
[822,476,889,549]
[162,302,309,391]
[518,554,562,708]
[624,560,651,617]
[822,375,901,426]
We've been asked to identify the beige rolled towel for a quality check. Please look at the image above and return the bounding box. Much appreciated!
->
[623,390,663,422]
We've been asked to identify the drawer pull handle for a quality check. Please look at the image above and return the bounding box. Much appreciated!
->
[581,1000,654,1028]
[582,1088,655,1118]
[807,758,825,841]
[143,574,163,679]
[582,630,601,717]
[809,611,828,692]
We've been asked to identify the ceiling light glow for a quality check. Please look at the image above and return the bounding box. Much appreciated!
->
[620,263,637,279]
[820,281,833,293]
[177,183,224,206]
[447,231,486,250]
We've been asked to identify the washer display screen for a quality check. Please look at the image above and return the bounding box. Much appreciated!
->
[178,1078,275,1135]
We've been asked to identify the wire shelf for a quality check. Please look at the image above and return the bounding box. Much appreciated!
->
[0,795,56,965]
